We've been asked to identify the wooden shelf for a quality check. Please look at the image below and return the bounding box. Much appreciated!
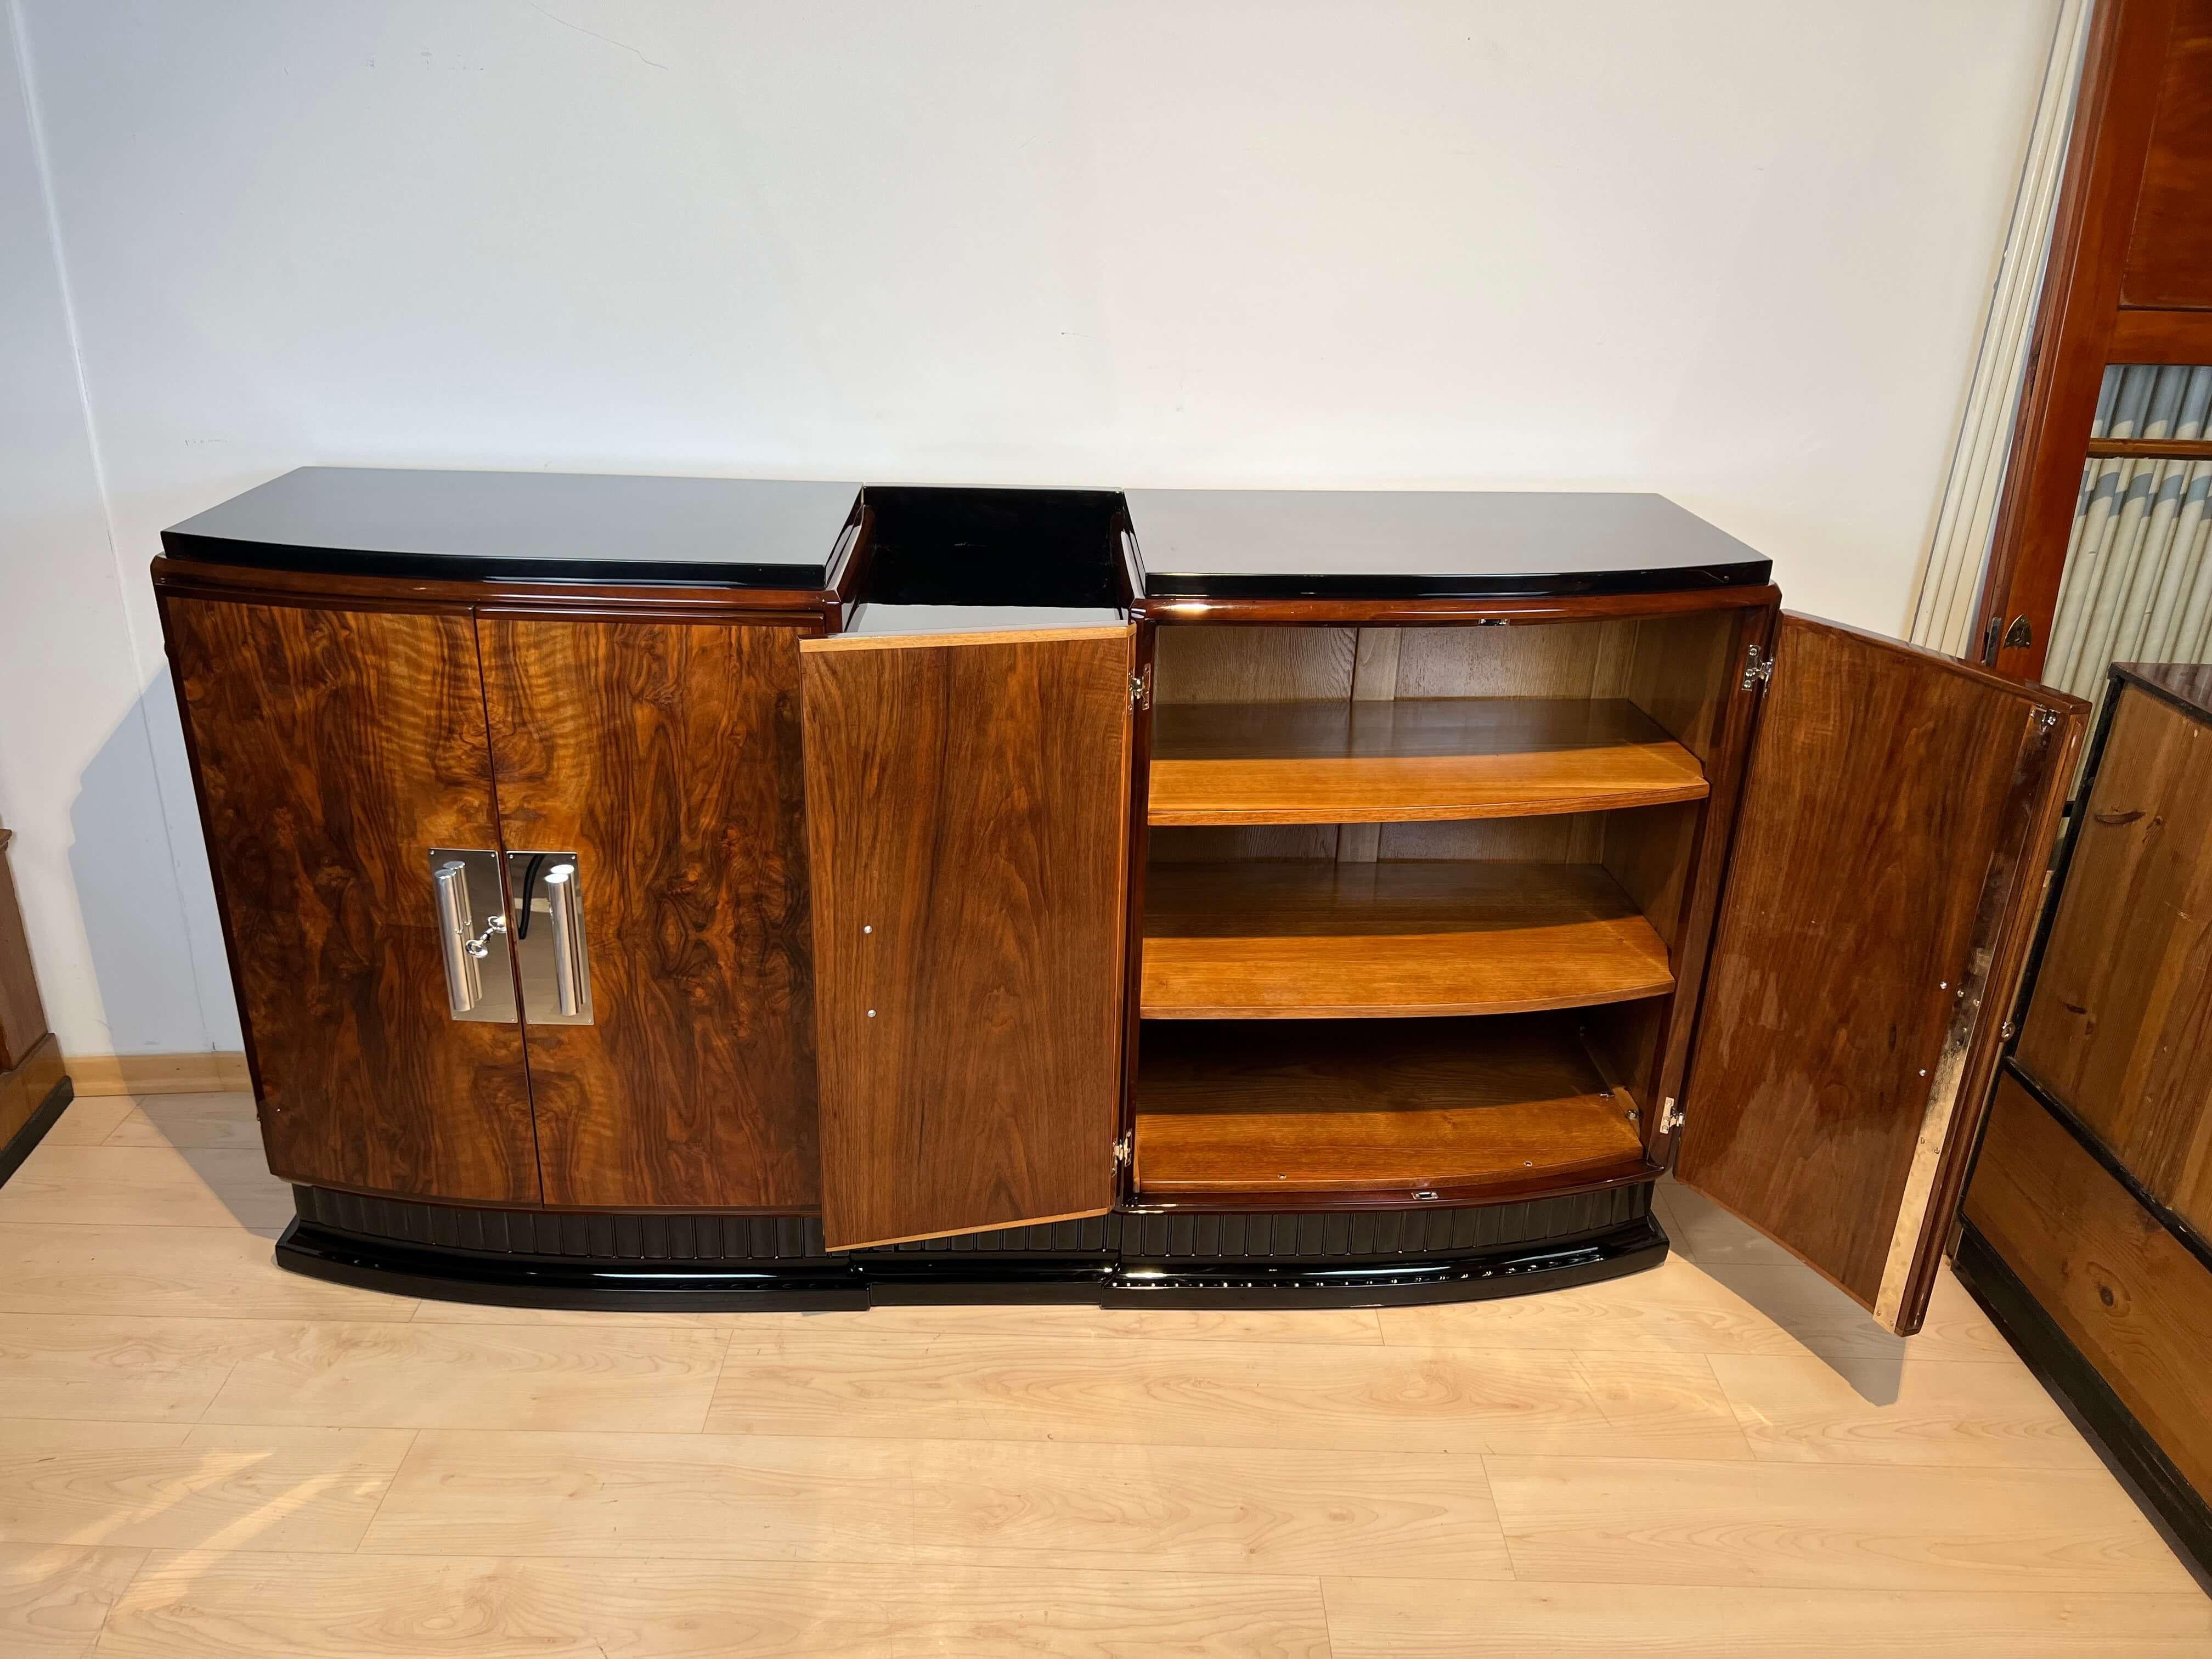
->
[1134,1015,1649,1198]
[1147,697,1707,826]
[1141,859,1673,1019]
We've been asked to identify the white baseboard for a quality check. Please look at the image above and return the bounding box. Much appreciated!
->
[67,1051,251,1097]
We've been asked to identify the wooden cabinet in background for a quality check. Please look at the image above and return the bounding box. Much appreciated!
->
[1977,0,2212,676]
[2015,676,2212,1235]
[0,817,69,1180]
[1957,661,2212,1579]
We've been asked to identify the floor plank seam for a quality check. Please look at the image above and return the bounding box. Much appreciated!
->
[348,1427,419,1553]
[1477,1454,1541,1584]
[87,1543,160,1656]
[1322,1572,2212,1596]
[191,1359,242,1424]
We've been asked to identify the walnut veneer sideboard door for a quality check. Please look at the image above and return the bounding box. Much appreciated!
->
[161,596,543,1204]
[477,613,822,1209]
[1675,615,2084,1335]
[801,624,1136,1250]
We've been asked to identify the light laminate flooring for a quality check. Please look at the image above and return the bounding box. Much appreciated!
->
[0,1091,2204,1656]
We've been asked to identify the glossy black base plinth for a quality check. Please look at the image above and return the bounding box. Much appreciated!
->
[275,1182,1667,1312]
[0,1072,74,1191]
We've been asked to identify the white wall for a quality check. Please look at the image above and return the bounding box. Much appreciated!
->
[1,0,2059,1060]
[0,5,228,1060]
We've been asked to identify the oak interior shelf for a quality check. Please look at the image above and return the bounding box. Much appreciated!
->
[1147,697,1708,826]
[1133,1014,1649,1197]
[1140,859,1674,1019]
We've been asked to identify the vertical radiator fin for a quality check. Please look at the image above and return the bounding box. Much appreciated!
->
[2046,364,2212,709]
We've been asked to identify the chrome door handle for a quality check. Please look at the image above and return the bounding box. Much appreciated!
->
[506,849,594,1025]
[544,862,589,1018]
[434,859,484,1015]
[428,849,519,1024]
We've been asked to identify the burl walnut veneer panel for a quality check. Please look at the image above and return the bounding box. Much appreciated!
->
[163,599,541,1203]
[479,616,820,1210]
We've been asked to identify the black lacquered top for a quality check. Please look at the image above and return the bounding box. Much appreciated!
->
[162,471,1776,603]
[160,467,864,586]
[1124,489,1772,600]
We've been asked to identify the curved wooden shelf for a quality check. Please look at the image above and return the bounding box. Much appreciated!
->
[1140,859,1674,1019]
[1133,1015,1650,1197]
[1147,697,1707,826]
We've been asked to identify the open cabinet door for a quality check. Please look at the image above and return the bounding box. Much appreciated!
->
[801,625,1135,1249]
[1677,616,2083,1334]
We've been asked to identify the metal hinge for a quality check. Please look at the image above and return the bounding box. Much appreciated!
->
[1128,667,1151,711]
[1741,644,1774,690]
[1113,1131,1132,1167]
[2035,706,2061,735]
[1658,1097,1684,1135]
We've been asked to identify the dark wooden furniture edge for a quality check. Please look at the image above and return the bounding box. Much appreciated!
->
[1118,620,1158,1204]
[150,590,276,1166]
[2108,306,2212,364]
[159,520,839,592]
[2001,1058,2212,1279]
[1953,1222,2212,1589]
[1138,564,1773,605]
[1126,1163,1660,1214]
[1895,677,2087,1326]
[820,500,874,631]
[1647,602,1775,1165]
[0,1035,74,1190]
[1133,584,1782,627]
[2112,658,2212,724]
[151,555,831,617]
[2084,436,2212,459]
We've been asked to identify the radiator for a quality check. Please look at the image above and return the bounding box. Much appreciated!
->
[2044,364,2212,704]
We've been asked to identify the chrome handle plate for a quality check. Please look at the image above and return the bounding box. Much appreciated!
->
[433,860,482,1014]
[544,862,589,1018]
[507,849,594,1026]
[427,849,518,1024]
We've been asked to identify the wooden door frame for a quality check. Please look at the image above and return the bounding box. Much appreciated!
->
[1977,0,2212,680]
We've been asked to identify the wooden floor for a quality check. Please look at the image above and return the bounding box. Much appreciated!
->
[0,1091,2205,1657]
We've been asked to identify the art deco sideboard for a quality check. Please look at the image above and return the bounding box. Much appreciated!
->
[152,470,2084,1334]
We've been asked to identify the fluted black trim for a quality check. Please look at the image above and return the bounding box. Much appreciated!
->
[276,1183,1662,1311]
